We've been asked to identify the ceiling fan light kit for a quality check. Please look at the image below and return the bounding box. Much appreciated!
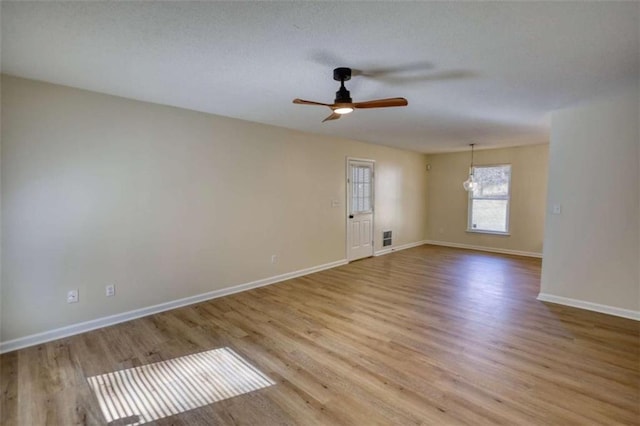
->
[334,107,354,115]
[293,67,408,122]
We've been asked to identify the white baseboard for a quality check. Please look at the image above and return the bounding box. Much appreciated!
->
[0,259,348,354]
[374,240,427,257]
[424,240,542,258]
[537,293,640,321]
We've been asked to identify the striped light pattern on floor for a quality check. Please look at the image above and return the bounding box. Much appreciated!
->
[87,347,275,425]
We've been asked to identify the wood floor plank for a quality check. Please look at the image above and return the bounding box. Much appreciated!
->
[1,245,638,425]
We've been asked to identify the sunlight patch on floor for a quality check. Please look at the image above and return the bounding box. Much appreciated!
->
[87,347,275,425]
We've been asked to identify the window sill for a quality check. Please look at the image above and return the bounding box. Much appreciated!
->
[466,229,510,236]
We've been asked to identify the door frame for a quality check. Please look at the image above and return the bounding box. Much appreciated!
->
[345,157,376,262]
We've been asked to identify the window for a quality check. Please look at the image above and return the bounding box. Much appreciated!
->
[468,164,511,234]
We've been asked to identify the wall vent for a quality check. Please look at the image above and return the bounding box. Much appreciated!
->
[382,230,392,247]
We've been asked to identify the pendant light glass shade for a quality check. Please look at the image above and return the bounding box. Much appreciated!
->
[463,167,478,191]
[463,144,478,192]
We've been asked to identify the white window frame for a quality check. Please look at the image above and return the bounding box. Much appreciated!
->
[467,164,511,236]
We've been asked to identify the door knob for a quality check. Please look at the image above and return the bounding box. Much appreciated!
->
[349,215,354,219]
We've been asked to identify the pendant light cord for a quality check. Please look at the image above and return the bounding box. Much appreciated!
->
[470,143,475,174]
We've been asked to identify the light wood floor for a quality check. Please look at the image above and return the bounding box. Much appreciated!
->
[1,245,639,425]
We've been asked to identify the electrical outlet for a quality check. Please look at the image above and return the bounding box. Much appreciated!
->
[271,254,278,264]
[67,289,79,304]
[106,284,115,297]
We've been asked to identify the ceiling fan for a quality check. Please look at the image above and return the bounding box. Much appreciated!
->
[293,67,408,122]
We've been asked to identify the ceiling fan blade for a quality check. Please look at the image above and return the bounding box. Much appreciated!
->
[353,97,408,109]
[293,98,332,107]
[307,50,433,78]
[322,112,341,123]
[358,61,434,78]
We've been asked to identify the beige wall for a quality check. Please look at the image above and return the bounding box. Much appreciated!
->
[1,75,428,342]
[541,91,639,313]
[425,144,549,255]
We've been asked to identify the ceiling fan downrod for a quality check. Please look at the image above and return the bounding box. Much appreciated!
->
[333,67,352,103]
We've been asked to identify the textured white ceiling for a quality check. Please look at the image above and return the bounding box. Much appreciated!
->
[2,1,638,153]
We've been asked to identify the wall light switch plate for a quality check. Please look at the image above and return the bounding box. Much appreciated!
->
[552,204,562,215]
[106,284,115,297]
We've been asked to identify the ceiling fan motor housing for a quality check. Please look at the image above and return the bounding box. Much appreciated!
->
[335,86,352,103]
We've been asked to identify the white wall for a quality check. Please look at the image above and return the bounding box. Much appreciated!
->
[1,75,429,343]
[540,91,640,316]
[425,144,548,255]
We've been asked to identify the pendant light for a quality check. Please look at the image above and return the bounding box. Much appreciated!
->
[463,143,478,192]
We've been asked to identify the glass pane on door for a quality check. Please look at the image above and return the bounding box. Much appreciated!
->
[351,165,372,214]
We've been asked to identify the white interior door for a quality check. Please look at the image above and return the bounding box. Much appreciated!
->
[347,159,375,261]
